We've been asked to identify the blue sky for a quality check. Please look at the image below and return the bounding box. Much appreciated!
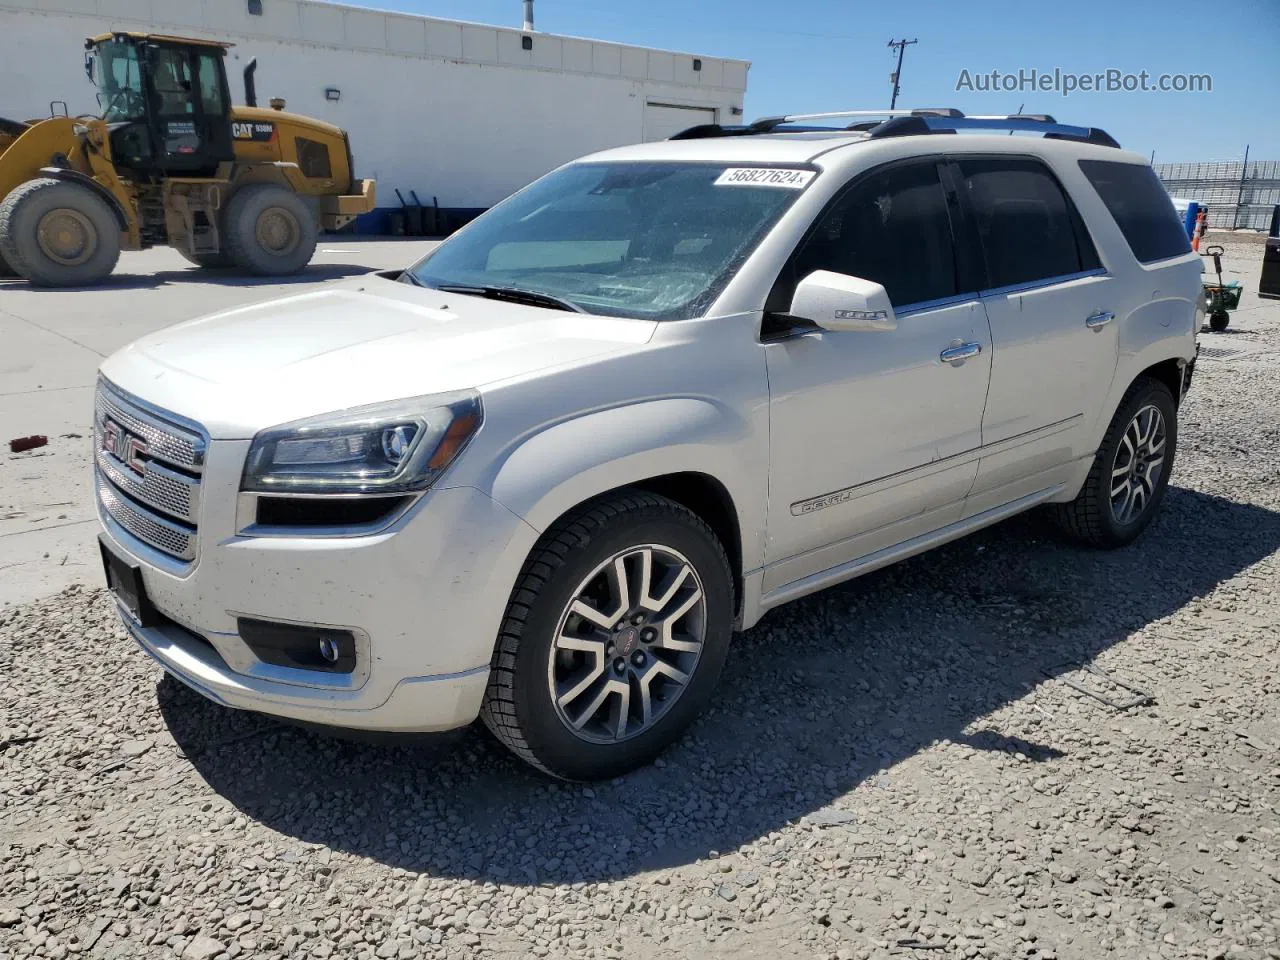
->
[352,0,1279,162]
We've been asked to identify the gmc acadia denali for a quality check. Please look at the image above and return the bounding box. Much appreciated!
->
[94,109,1201,779]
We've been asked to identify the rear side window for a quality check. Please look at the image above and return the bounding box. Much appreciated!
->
[1079,159,1192,264]
[196,53,226,117]
[791,160,958,308]
[957,157,1100,290]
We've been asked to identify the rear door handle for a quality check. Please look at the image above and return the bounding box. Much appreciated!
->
[940,342,982,365]
[1086,310,1115,330]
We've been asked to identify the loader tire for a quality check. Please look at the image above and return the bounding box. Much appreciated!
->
[0,250,16,278]
[0,177,121,287]
[223,184,317,276]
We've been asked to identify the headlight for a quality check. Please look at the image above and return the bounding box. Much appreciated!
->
[242,391,483,495]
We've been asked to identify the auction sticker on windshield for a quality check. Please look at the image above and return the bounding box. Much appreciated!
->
[715,168,816,189]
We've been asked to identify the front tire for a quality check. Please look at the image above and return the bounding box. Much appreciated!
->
[481,491,734,780]
[0,177,121,287]
[1050,376,1177,547]
[223,184,318,276]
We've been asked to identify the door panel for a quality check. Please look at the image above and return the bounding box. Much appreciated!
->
[977,272,1119,448]
[146,46,233,174]
[763,298,990,590]
[761,159,991,589]
[954,156,1120,499]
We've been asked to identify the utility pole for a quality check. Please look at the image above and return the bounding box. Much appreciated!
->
[887,38,918,110]
[1233,144,1250,230]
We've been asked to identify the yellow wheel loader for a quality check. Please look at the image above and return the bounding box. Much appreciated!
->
[0,32,376,286]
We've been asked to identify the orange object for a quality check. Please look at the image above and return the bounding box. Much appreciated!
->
[1192,209,1207,252]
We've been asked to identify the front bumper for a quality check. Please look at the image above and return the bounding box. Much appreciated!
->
[98,436,538,732]
[319,178,376,231]
[120,608,489,731]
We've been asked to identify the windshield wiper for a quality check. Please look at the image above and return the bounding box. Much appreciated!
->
[398,270,428,287]
[436,284,585,314]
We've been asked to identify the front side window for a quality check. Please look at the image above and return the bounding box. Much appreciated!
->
[1079,159,1192,264]
[94,40,145,123]
[790,160,960,308]
[404,162,811,320]
[958,156,1100,289]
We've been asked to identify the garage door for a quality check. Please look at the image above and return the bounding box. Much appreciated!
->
[643,103,717,142]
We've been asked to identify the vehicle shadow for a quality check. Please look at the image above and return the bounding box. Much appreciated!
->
[159,485,1280,884]
[0,263,374,291]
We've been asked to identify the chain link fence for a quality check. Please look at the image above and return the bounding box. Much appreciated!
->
[1154,159,1280,231]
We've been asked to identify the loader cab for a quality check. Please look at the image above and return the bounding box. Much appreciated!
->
[86,33,235,177]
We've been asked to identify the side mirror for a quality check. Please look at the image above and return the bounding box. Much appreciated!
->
[789,270,897,332]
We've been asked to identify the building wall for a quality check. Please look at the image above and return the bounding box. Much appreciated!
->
[0,0,749,217]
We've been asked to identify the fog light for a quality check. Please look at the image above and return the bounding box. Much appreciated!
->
[237,618,357,674]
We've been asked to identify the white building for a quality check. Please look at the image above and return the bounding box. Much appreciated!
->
[0,0,750,227]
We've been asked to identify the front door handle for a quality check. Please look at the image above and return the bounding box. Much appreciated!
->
[1086,310,1115,330]
[940,341,982,365]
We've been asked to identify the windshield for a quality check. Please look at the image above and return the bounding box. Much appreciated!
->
[92,40,145,123]
[404,162,814,320]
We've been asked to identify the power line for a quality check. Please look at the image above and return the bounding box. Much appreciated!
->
[887,38,918,110]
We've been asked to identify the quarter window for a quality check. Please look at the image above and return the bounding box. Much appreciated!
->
[957,157,1100,289]
[1078,159,1192,264]
[792,161,959,307]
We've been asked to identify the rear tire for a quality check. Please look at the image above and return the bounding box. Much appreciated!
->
[0,177,121,287]
[223,184,317,276]
[0,250,15,278]
[480,491,734,780]
[1049,376,1177,548]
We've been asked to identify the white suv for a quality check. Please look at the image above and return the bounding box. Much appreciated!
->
[95,109,1201,779]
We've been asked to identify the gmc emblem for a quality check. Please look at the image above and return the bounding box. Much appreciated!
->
[101,420,148,476]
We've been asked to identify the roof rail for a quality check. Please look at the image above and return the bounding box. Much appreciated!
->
[668,108,1120,148]
[868,114,1120,148]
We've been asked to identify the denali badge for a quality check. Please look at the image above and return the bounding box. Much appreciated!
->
[101,419,149,476]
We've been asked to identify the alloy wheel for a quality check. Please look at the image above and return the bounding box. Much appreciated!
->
[547,544,706,744]
[1110,403,1166,525]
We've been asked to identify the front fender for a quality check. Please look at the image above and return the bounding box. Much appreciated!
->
[480,397,766,571]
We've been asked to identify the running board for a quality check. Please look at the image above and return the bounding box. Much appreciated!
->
[758,484,1067,611]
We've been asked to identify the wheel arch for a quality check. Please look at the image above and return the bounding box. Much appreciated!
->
[480,398,765,617]
[1136,356,1188,407]
[34,167,129,230]
[612,472,742,622]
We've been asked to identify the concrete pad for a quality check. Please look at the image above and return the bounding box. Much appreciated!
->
[0,240,437,607]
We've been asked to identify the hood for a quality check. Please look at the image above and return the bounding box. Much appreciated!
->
[99,274,657,438]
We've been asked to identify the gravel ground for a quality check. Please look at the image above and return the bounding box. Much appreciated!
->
[3,248,1279,960]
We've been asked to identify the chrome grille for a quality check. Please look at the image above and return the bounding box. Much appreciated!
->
[95,387,205,471]
[95,446,199,522]
[97,475,197,561]
[95,381,206,562]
